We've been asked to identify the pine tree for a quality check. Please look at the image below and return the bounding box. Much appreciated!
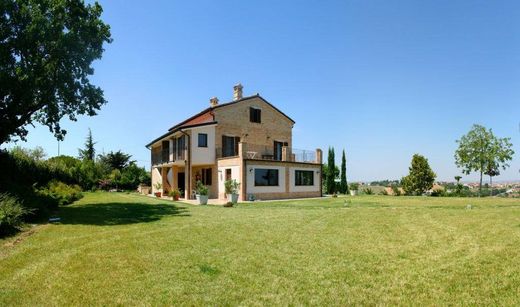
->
[78,128,96,161]
[326,147,336,194]
[340,150,348,194]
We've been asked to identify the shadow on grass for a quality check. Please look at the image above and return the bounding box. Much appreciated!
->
[57,202,190,226]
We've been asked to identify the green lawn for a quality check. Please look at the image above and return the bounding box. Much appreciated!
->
[1,192,520,305]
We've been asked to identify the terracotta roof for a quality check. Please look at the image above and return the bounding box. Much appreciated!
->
[147,94,295,148]
[168,94,295,131]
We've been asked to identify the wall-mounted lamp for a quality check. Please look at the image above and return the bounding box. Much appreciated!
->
[249,168,253,173]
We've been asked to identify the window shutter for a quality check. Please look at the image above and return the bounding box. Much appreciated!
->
[257,109,261,123]
[250,107,254,122]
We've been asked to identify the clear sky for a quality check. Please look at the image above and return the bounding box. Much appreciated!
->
[4,0,520,182]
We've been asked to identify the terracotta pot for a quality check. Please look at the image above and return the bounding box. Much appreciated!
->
[155,192,162,198]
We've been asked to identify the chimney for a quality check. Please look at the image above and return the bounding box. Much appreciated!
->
[233,83,243,101]
[210,97,219,108]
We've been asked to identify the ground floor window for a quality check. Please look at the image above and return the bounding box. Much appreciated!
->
[196,168,212,185]
[295,170,314,186]
[254,169,279,186]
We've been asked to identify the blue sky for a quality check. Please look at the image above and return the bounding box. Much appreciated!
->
[4,0,520,181]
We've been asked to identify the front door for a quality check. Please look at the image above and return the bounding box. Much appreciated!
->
[178,172,185,197]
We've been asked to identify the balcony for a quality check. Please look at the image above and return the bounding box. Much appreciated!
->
[216,143,320,164]
[151,146,185,165]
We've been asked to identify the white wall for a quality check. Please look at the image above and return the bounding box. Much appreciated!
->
[246,165,286,193]
[191,125,216,165]
[151,167,162,193]
[218,165,240,198]
[289,167,321,192]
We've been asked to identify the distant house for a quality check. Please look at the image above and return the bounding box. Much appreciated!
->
[146,84,322,201]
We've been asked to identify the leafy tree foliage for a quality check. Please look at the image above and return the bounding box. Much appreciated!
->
[98,150,135,170]
[401,154,436,195]
[455,124,514,196]
[0,0,112,144]
[78,128,96,161]
[339,150,349,194]
[326,147,337,194]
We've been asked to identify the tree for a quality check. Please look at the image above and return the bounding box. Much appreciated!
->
[326,147,337,194]
[0,0,112,145]
[454,175,463,195]
[401,154,436,195]
[455,124,514,196]
[485,136,514,196]
[78,129,96,161]
[339,150,348,194]
[98,150,135,170]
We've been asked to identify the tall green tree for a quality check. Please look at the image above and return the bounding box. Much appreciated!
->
[0,0,112,144]
[99,150,135,170]
[326,147,337,194]
[455,124,514,196]
[78,128,96,161]
[339,149,348,194]
[401,154,436,195]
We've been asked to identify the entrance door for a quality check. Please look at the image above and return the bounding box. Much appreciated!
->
[178,172,185,197]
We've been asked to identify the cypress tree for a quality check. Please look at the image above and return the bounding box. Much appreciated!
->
[340,149,348,194]
[326,147,336,194]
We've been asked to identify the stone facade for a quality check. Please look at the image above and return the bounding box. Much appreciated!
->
[213,96,293,153]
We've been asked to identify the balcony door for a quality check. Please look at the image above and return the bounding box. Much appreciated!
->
[222,135,240,157]
[273,141,288,161]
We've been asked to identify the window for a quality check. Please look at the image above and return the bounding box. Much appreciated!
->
[201,168,212,185]
[225,169,232,181]
[250,107,261,123]
[295,170,314,186]
[222,135,240,157]
[198,133,208,147]
[254,169,279,186]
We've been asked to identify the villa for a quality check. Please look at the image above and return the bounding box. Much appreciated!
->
[146,84,323,201]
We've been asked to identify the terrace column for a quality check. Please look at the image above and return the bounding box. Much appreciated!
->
[239,142,247,201]
[316,148,323,164]
[282,146,289,162]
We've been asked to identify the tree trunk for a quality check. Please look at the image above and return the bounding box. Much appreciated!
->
[479,171,483,197]
[490,175,493,197]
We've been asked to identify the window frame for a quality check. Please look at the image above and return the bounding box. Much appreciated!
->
[254,168,279,187]
[198,133,208,148]
[249,107,261,123]
[295,170,314,186]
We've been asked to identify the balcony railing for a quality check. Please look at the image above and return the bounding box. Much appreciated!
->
[216,143,320,164]
[151,148,185,165]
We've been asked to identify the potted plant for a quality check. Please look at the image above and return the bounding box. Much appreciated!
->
[168,188,181,201]
[349,183,359,196]
[153,182,162,197]
[224,179,240,204]
[195,181,209,205]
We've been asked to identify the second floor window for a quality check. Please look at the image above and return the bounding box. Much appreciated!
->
[198,133,208,147]
[250,107,261,123]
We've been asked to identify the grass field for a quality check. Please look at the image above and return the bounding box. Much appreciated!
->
[1,192,520,305]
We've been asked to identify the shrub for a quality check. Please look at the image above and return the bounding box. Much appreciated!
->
[391,185,401,196]
[224,179,240,195]
[223,202,234,207]
[0,193,31,236]
[363,188,373,195]
[37,181,83,207]
[349,183,359,191]
[379,189,389,195]
[195,181,209,196]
